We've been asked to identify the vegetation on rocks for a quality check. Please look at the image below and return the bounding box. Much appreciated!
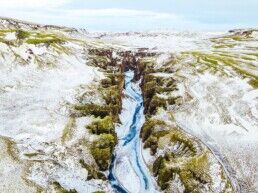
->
[92,191,105,193]
[26,37,64,45]
[16,30,30,40]
[79,159,106,180]
[140,119,166,142]
[87,48,118,70]
[53,181,77,193]
[139,58,181,115]
[74,104,119,119]
[91,134,116,171]
[87,116,115,135]
[140,117,232,192]
[72,48,126,175]
[152,141,212,191]
[61,117,76,144]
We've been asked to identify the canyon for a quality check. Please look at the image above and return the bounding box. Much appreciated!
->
[0,17,257,193]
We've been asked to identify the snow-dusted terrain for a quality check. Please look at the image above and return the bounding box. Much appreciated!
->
[0,17,257,193]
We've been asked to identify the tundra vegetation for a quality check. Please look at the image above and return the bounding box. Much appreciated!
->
[0,20,125,192]
[0,18,256,192]
[73,48,124,173]
[139,56,234,192]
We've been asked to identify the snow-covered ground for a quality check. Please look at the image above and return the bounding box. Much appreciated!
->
[0,17,257,193]
[0,18,113,192]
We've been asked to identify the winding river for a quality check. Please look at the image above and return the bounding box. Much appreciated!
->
[108,70,157,193]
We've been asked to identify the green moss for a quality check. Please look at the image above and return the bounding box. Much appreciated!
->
[153,153,210,191]
[167,97,180,105]
[183,153,210,183]
[0,37,15,46]
[183,51,258,78]
[26,33,66,45]
[148,95,167,114]
[101,86,121,107]
[241,56,256,61]
[177,153,211,192]
[74,104,114,118]
[245,52,258,58]
[61,117,76,144]
[92,191,105,193]
[158,167,173,190]
[51,43,71,54]
[223,34,246,41]
[179,170,198,192]
[26,38,64,45]
[144,135,158,155]
[144,130,169,155]
[53,181,77,193]
[153,156,166,176]
[138,57,156,73]
[87,116,115,135]
[24,152,38,158]
[144,81,156,99]
[170,131,197,155]
[79,159,106,180]
[140,119,166,142]
[142,74,176,115]
[16,30,30,40]
[0,29,16,36]
[249,78,258,88]
[213,43,238,49]
[91,134,116,171]
[101,78,112,88]
[4,137,19,162]
[92,134,116,149]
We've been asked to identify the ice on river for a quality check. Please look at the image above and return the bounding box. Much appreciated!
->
[109,70,158,193]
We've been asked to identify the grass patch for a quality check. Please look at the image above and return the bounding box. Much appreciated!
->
[61,117,76,144]
[16,30,30,40]
[26,38,64,45]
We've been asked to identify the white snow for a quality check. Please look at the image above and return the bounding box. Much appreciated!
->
[4,32,16,40]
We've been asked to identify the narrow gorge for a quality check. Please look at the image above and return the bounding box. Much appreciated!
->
[0,18,257,193]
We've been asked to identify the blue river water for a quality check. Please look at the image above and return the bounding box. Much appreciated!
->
[108,70,156,193]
